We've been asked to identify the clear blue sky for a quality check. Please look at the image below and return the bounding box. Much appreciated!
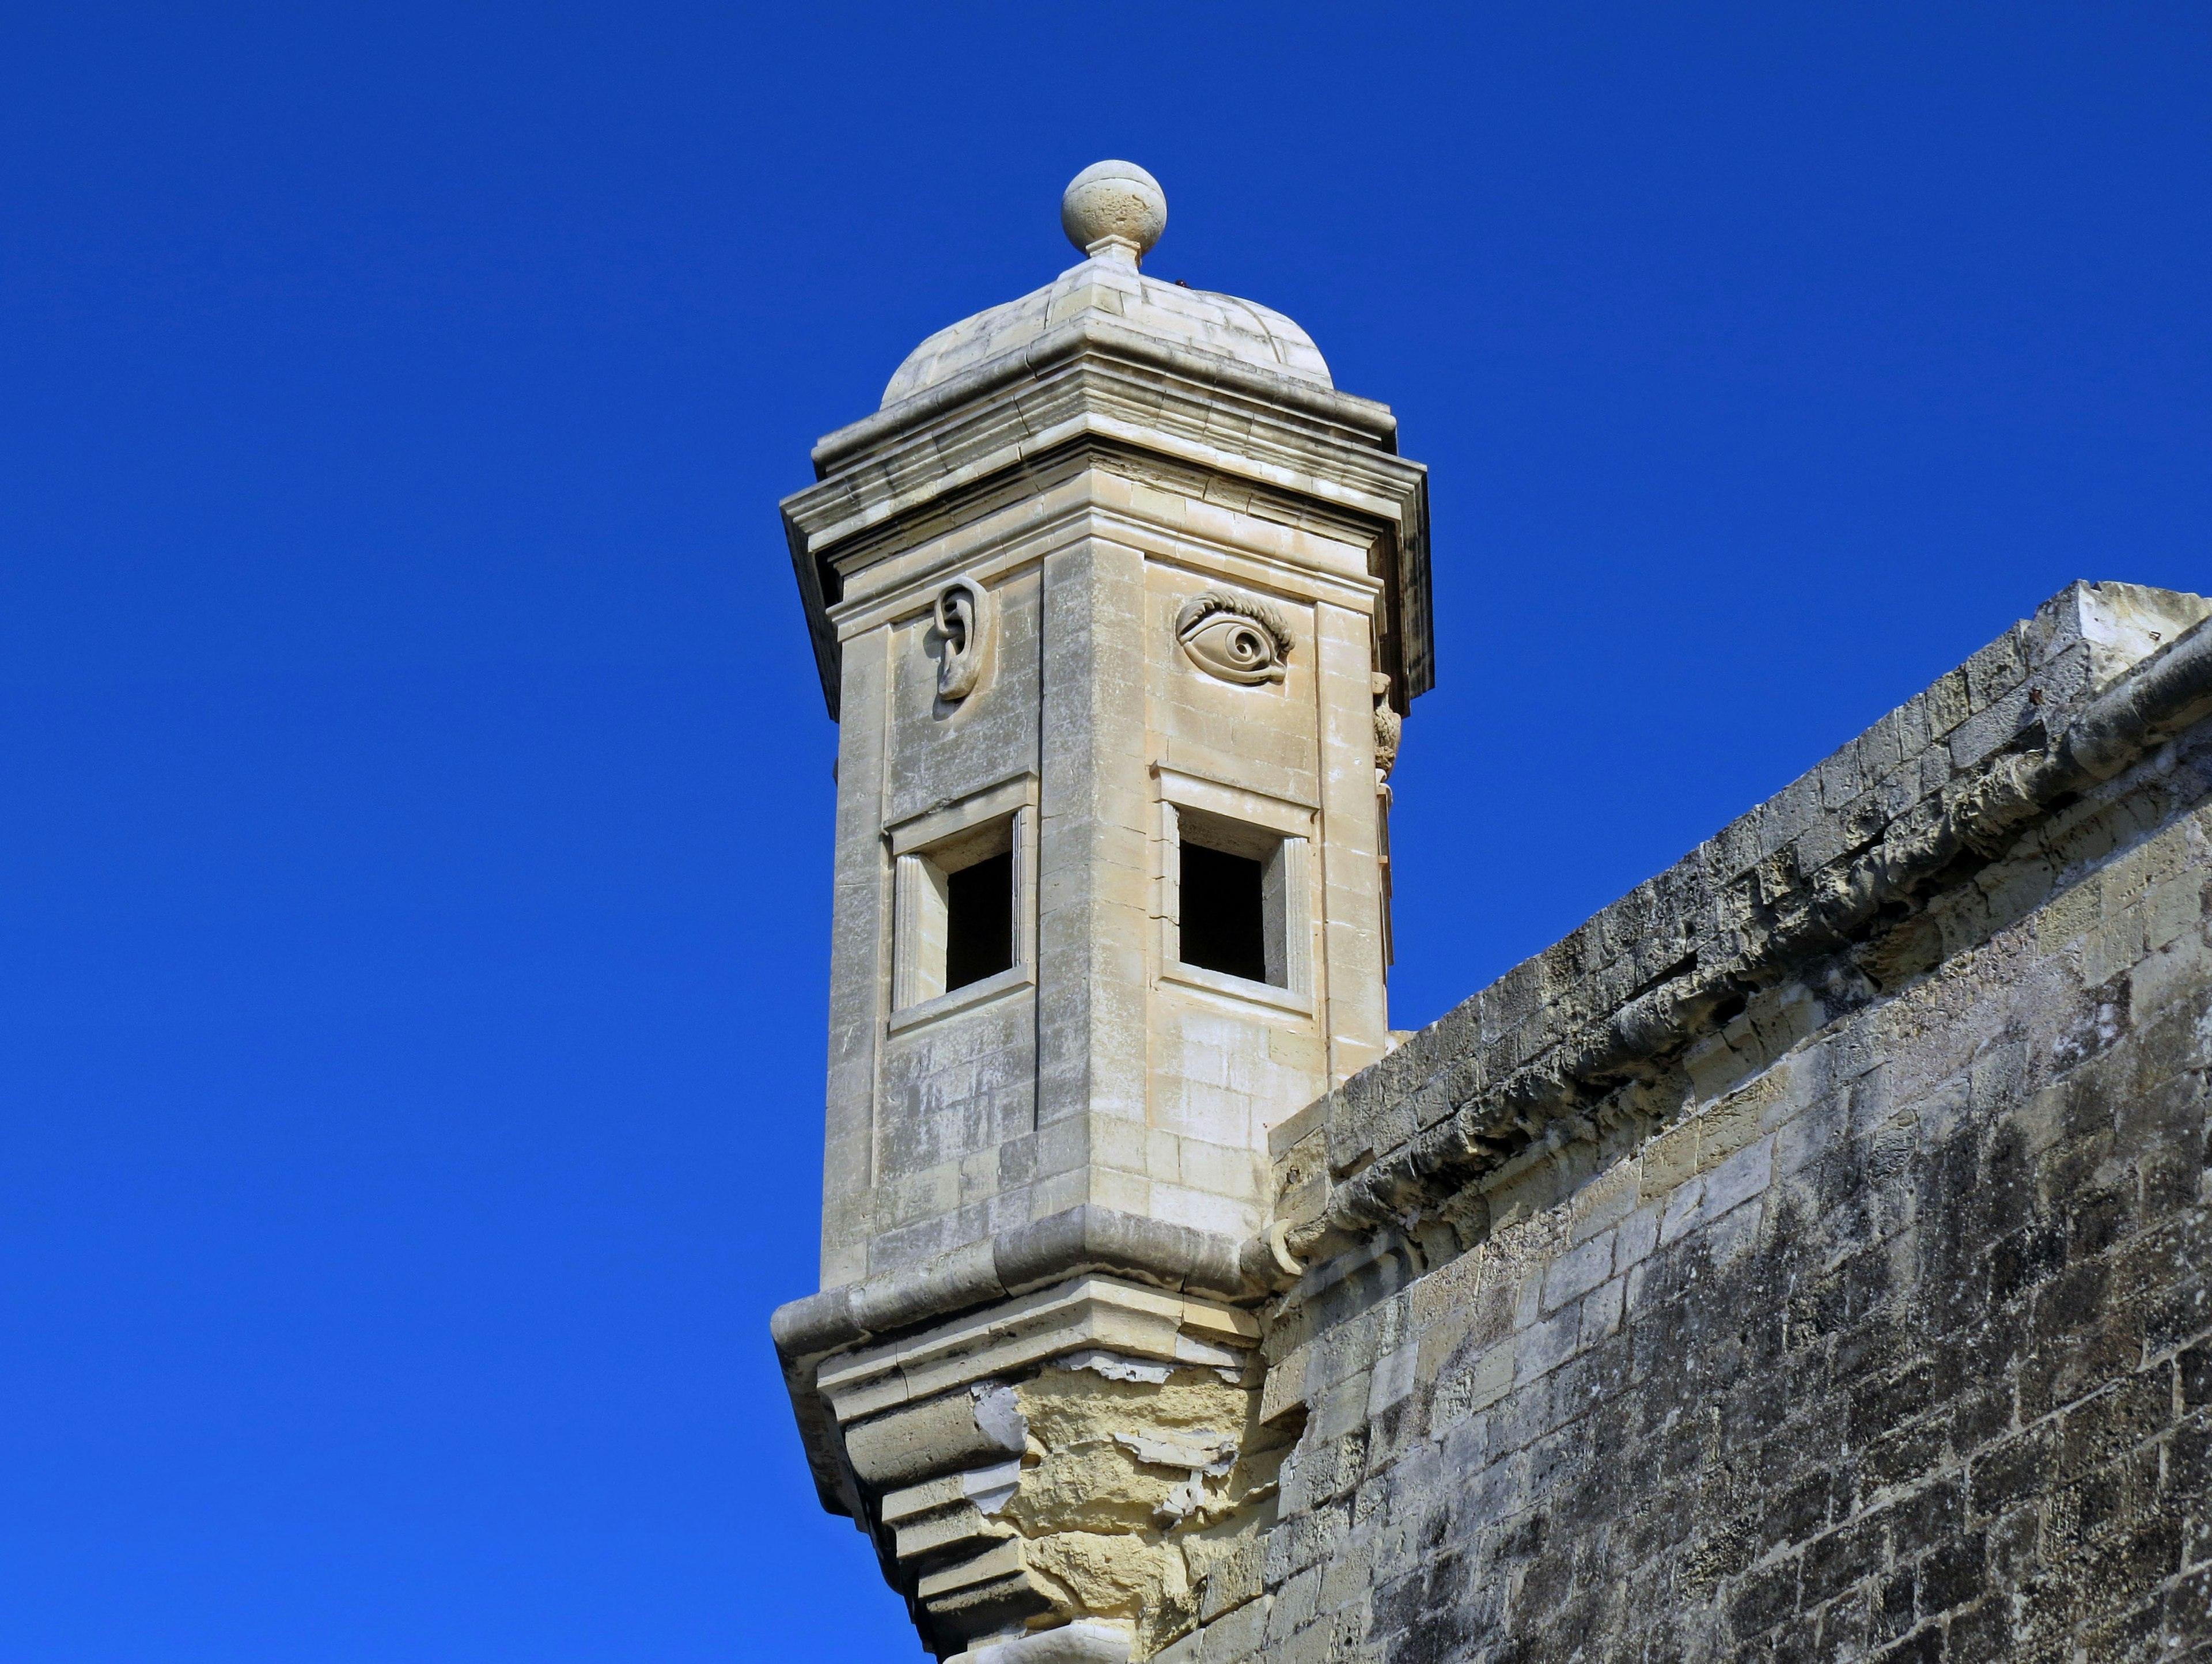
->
[1,4,2204,1659]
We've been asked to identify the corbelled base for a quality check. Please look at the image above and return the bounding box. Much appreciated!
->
[779,1267,1290,1659]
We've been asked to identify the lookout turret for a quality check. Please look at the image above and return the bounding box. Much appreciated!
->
[772,163,1432,1662]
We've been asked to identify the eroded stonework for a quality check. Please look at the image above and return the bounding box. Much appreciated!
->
[1171,580,2212,1664]
[772,161,2211,1664]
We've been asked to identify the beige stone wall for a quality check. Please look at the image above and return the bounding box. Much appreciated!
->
[1146,583,2212,1664]
[1136,537,1387,1244]
[777,178,2212,1664]
[809,452,1407,1284]
[775,291,1433,1661]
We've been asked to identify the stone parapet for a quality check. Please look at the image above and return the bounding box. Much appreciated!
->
[1152,579,2212,1662]
[770,144,2212,1662]
[1266,581,2212,1276]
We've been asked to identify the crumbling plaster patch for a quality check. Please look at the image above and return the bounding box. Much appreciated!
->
[998,1362,1294,1655]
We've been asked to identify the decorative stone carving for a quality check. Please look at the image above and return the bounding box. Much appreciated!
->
[1372,672,1402,780]
[1175,593,1291,687]
[934,577,994,702]
[1060,160,1166,264]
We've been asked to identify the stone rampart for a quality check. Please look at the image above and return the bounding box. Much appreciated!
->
[1154,582,2212,1663]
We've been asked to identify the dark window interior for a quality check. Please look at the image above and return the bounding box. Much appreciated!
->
[945,851,1014,991]
[1179,841,1267,983]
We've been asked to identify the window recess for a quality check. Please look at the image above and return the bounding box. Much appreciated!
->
[1167,802,1309,1000]
[889,788,1034,1017]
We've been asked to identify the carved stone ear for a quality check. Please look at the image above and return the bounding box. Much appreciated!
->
[933,578,993,703]
[1176,592,1291,686]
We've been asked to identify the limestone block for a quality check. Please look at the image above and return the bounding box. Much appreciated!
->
[919,1538,1062,1643]
[845,1382,1028,1490]
[948,1621,1133,1664]
[882,1458,1024,1562]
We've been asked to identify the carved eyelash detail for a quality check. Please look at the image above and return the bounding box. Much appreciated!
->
[1175,592,1291,686]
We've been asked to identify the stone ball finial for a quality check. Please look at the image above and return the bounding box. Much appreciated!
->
[1060,161,1166,262]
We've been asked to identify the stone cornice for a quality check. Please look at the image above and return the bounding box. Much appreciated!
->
[772,1203,1253,1368]
[770,1205,1257,1519]
[810,427,1415,590]
[814,315,1402,473]
[1258,583,2212,1287]
[782,320,1432,721]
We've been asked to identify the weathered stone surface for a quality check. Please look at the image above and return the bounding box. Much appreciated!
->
[772,161,1429,1650]
[846,1383,1029,1490]
[1175,591,2212,1663]
[772,160,2212,1664]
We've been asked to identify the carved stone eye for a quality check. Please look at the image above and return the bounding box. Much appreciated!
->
[1176,592,1291,686]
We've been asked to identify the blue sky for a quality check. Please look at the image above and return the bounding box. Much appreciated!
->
[0,3,2205,1659]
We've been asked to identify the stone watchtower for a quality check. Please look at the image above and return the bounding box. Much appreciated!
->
[772,164,1431,1662]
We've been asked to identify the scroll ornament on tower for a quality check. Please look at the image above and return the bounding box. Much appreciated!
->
[1372,672,1403,781]
[933,577,993,702]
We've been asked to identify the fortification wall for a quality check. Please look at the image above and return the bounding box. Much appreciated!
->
[1145,584,2212,1664]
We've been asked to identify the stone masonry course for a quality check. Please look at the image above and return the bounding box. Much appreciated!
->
[1172,581,2212,1664]
[770,160,2211,1664]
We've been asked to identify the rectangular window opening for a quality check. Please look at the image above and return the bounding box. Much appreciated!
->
[892,808,1027,1013]
[1179,841,1269,984]
[1172,805,1302,994]
[945,850,1014,992]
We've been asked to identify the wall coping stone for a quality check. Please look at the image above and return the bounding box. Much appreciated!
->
[1255,580,2212,1284]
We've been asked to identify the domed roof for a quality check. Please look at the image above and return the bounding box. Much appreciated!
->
[881,255,1333,408]
[880,161,1331,409]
